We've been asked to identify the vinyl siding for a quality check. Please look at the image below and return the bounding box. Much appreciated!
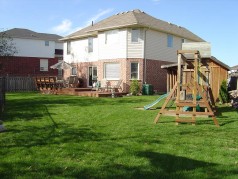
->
[64,37,98,63]
[55,42,63,49]
[98,28,127,59]
[145,29,187,62]
[13,38,56,58]
[127,28,144,58]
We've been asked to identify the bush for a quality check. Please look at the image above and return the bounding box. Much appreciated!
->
[130,80,140,95]
[219,80,229,103]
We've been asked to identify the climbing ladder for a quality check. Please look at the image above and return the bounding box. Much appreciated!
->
[154,50,219,127]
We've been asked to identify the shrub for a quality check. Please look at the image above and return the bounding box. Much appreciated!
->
[219,80,229,103]
[130,80,140,95]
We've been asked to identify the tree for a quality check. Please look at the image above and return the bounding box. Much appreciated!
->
[219,80,229,104]
[0,29,18,56]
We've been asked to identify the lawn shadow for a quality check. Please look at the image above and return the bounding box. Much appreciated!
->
[129,151,237,178]
[1,123,102,149]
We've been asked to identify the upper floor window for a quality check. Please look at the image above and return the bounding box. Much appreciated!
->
[88,37,93,53]
[131,62,139,79]
[67,41,71,54]
[131,28,140,42]
[45,41,49,46]
[105,30,118,44]
[167,34,173,47]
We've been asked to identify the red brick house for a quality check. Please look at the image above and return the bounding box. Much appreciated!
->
[0,28,63,77]
[61,9,205,93]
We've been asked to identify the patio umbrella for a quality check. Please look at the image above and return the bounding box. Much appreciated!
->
[50,61,72,70]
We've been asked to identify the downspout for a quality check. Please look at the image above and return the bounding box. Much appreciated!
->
[143,26,150,84]
[143,28,148,84]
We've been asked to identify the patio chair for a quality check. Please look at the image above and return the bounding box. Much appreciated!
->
[108,79,123,92]
[66,76,78,88]
[35,77,42,90]
[98,79,109,92]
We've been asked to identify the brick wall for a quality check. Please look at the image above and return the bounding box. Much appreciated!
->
[145,59,172,93]
[67,58,172,93]
[0,56,58,76]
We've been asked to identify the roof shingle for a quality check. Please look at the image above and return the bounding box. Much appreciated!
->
[2,28,62,42]
[62,9,204,42]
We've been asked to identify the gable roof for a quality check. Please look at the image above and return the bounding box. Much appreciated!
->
[231,65,238,71]
[161,56,230,71]
[210,56,230,71]
[3,28,62,42]
[62,9,205,42]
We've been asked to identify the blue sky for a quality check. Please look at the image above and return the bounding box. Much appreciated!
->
[1,0,237,67]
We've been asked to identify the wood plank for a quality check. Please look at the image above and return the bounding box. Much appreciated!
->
[163,110,214,116]
[154,83,178,123]
[175,118,196,123]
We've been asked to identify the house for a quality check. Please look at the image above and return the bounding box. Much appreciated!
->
[228,65,238,91]
[61,9,205,93]
[0,28,63,76]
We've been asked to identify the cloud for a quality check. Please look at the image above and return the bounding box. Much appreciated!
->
[86,8,114,25]
[51,8,113,36]
[51,19,72,34]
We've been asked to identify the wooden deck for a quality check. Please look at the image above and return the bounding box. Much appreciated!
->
[55,88,127,97]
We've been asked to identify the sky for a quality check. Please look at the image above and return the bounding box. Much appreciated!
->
[1,0,237,67]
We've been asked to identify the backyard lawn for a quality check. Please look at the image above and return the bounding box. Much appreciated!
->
[0,92,238,178]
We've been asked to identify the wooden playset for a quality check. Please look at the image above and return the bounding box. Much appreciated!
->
[154,49,219,126]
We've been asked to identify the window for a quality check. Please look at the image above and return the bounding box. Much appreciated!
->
[45,41,49,46]
[88,37,93,53]
[105,30,118,44]
[167,34,173,47]
[71,67,77,75]
[67,41,71,54]
[104,63,120,79]
[58,60,63,77]
[131,28,140,42]
[181,38,185,43]
[40,59,48,71]
[131,62,139,79]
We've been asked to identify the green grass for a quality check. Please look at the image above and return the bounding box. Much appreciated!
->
[0,92,238,178]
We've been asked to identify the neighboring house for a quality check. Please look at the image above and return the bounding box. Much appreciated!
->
[228,65,238,91]
[0,28,63,76]
[61,9,205,92]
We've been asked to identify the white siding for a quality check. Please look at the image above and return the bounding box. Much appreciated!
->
[64,37,98,63]
[13,38,59,58]
[98,28,127,59]
[55,42,63,49]
[127,28,144,58]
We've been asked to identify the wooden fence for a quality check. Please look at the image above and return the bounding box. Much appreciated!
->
[0,77,6,115]
[4,76,37,92]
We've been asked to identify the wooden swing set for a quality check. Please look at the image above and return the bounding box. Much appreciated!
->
[154,50,219,126]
